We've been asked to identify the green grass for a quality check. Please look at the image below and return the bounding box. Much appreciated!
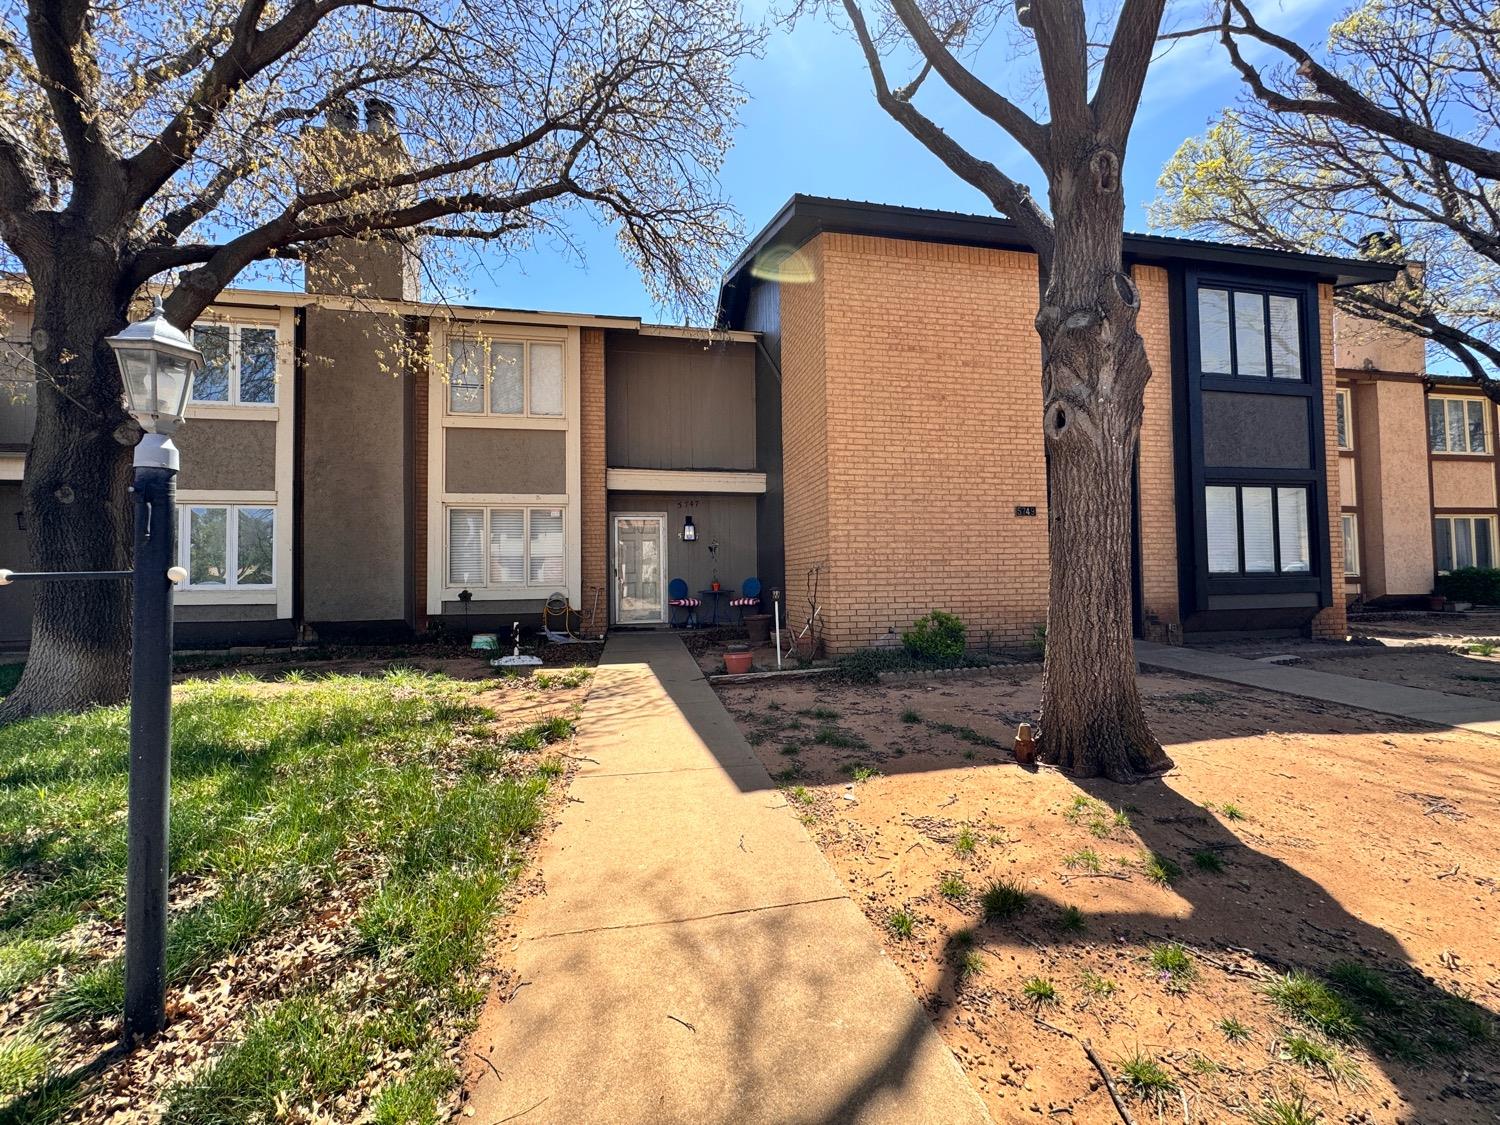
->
[1115,1051,1177,1104]
[1056,905,1086,933]
[980,878,1029,921]
[0,670,557,1121]
[1327,961,1401,1013]
[812,726,866,749]
[530,666,592,690]
[1063,795,1131,838]
[1061,847,1102,873]
[0,665,20,699]
[1140,850,1182,887]
[953,826,979,856]
[929,721,1002,749]
[899,708,922,724]
[843,763,881,782]
[1191,849,1225,873]
[786,785,815,806]
[1218,1016,1252,1042]
[1082,971,1117,998]
[938,874,968,900]
[1278,1033,1362,1085]
[1021,976,1057,1006]
[958,950,985,979]
[1217,801,1246,821]
[1149,943,1196,989]
[799,706,840,721]
[1251,1092,1323,1125]
[1465,641,1497,657]
[1265,972,1362,1040]
[886,907,916,939]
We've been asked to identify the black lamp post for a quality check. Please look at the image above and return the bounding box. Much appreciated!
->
[0,299,200,1044]
[109,300,199,1043]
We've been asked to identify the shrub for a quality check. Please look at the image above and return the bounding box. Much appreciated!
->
[1435,567,1500,605]
[901,611,967,663]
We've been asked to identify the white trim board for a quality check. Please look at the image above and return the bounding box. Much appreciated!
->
[606,469,767,494]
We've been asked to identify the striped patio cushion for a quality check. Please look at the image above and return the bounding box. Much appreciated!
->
[670,598,701,607]
[729,597,759,607]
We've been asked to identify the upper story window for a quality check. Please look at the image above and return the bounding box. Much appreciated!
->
[447,336,563,418]
[1428,395,1489,454]
[1197,286,1303,381]
[191,323,277,405]
[1335,389,1352,450]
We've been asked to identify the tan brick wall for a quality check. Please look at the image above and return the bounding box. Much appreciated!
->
[778,238,831,652]
[784,232,1051,654]
[1134,265,1180,640]
[579,328,608,637]
[1313,283,1349,637]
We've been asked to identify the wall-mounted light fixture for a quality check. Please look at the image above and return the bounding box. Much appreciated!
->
[13,511,23,533]
[682,515,697,542]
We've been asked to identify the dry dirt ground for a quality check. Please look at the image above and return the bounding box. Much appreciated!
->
[716,668,1500,1125]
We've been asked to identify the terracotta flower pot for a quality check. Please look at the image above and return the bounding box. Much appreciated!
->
[744,613,772,645]
[723,651,753,674]
[712,581,721,592]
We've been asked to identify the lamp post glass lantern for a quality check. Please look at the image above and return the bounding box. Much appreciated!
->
[106,299,202,1043]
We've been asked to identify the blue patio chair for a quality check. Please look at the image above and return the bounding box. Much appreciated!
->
[729,577,762,621]
[668,578,701,628]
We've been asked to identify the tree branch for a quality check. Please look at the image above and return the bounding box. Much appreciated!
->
[1093,0,1169,146]
[887,0,1049,166]
[1223,0,1500,181]
[840,0,1054,260]
[25,0,118,202]
[1029,0,1092,138]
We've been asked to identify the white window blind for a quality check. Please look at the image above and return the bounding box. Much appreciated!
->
[529,508,565,584]
[1342,514,1360,577]
[1267,295,1301,379]
[1206,486,1239,574]
[1198,289,1232,374]
[1276,487,1310,573]
[489,509,525,585]
[530,343,564,415]
[490,342,524,415]
[449,339,484,414]
[1233,293,1268,378]
[448,508,485,585]
[1241,487,1275,573]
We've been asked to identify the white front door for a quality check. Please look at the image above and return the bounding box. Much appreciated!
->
[613,514,667,625]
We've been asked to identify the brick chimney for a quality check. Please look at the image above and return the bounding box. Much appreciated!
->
[300,97,423,302]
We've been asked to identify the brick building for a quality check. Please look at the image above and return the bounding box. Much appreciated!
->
[3,194,1456,655]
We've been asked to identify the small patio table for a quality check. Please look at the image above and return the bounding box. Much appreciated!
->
[698,588,733,626]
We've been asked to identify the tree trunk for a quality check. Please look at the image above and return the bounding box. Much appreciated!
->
[0,243,136,722]
[1036,145,1174,782]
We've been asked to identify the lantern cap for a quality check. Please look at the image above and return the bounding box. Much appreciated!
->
[107,299,201,365]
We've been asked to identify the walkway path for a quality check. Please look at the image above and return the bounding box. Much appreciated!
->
[1137,640,1500,736]
[467,632,989,1124]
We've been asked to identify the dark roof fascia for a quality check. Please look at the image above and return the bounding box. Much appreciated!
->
[718,195,1402,325]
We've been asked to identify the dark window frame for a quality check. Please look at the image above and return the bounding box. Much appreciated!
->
[1177,266,1330,608]
[1205,483,1315,578]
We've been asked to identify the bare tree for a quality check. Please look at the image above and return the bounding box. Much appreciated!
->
[1154,0,1499,389]
[812,0,1173,780]
[0,0,759,720]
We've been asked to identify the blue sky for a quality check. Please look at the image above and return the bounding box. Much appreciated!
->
[459,1,1339,320]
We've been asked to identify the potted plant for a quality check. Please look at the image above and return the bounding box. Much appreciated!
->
[723,642,752,674]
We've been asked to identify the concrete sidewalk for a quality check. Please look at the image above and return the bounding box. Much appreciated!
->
[467,632,989,1124]
[1137,641,1500,735]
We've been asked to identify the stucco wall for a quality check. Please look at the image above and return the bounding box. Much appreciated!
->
[175,419,278,491]
[302,307,411,625]
[604,334,755,470]
[1362,378,1437,596]
[444,428,566,495]
[1311,284,1349,638]
[1333,302,1425,375]
[1431,457,1497,509]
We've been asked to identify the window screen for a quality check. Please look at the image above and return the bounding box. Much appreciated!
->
[490,342,524,415]
[448,339,484,414]
[530,343,564,416]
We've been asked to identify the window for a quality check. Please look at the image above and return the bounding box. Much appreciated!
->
[181,505,275,588]
[446,336,564,417]
[1205,485,1313,575]
[1197,286,1303,380]
[190,324,278,405]
[447,506,565,589]
[1427,395,1489,454]
[1335,389,1352,450]
[1435,515,1495,573]
[1342,513,1360,577]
